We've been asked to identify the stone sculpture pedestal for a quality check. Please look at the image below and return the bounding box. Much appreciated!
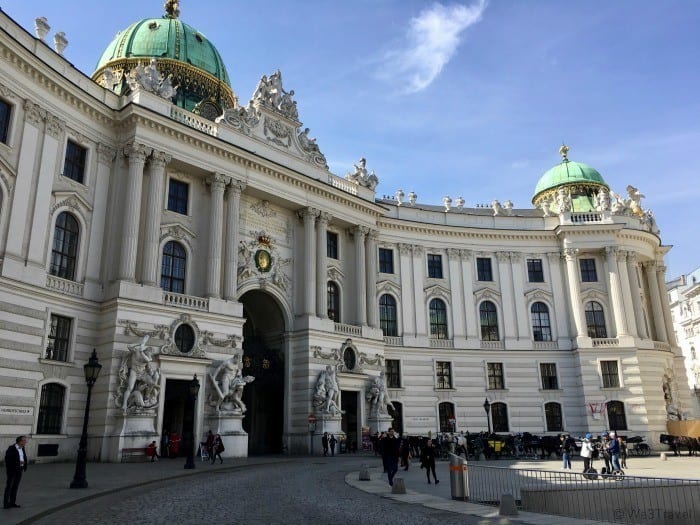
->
[117,410,158,459]
[316,413,343,435]
[368,415,394,434]
[211,412,248,457]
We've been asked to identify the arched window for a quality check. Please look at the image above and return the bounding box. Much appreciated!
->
[545,402,563,432]
[585,301,607,338]
[438,402,455,433]
[391,401,403,434]
[480,301,499,341]
[37,383,65,434]
[161,241,186,293]
[429,298,448,339]
[606,400,627,431]
[379,294,398,337]
[327,281,340,322]
[491,402,509,432]
[531,302,552,341]
[50,212,79,280]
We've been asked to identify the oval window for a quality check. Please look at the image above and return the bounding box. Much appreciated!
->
[343,347,356,371]
[174,324,195,354]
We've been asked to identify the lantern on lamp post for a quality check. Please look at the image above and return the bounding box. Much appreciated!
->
[483,398,491,435]
[70,349,102,488]
[183,374,200,470]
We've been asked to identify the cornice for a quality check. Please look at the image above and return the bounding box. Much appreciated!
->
[376,217,556,241]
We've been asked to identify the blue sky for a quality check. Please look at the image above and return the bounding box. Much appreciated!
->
[5,1,699,277]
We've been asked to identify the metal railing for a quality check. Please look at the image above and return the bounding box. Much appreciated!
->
[465,463,700,524]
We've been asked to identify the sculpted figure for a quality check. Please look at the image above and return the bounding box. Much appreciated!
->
[541,199,555,217]
[366,372,394,417]
[252,75,270,103]
[298,128,319,153]
[610,191,626,214]
[555,188,572,213]
[312,365,343,415]
[626,185,645,217]
[491,199,504,216]
[595,190,610,212]
[118,335,159,411]
[278,89,297,119]
[209,355,255,413]
[268,70,284,107]
[351,158,368,181]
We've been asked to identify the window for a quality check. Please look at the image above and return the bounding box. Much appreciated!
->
[343,347,356,371]
[0,98,11,144]
[427,254,443,279]
[585,301,607,338]
[327,281,340,322]
[46,314,71,362]
[167,179,189,215]
[540,363,558,390]
[37,383,65,434]
[531,302,552,341]
[487,362,505,390]
[527,258,544,282]
[379,294,398,337]
[429,298,448,339]
[174,324,195,353]
[63,140,87,184]
[580,258,597,282]
[607,400,627,431]
[436,361,452,389]
[391,401,403,433]
[161,241,186,293]
[50,212,79,280]
[326,231,338,259]
[545,402,563,432]
[480,301,499,341]
[477,257,493,281]
[378,248,394,274]
[491,402,509,432]
[438,402,455,432]
[601,360,620,388]
[386,359,401,388]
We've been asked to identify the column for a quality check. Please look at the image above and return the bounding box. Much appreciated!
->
[118,142,150,281]
[141,151,171,286]
[605,247,628,337]
[627,253,648,339]
[398,244,415,336]
[412,245,426,336]
[496,252,517,340]
[643,261,667,342]
[447,249,466,339]
[85,144,116,284]
[316,212,331,318]
[547,252,570,339]
[460,250,478,340]
[223,179,246,300]
[298,208,318,316]
[563,248,587,337]
[205,173,228,297]
[354,226,369,325]
[365,230,379,328]
[656,264,677,346]
[510,252,529,339]
[617,251,638,337]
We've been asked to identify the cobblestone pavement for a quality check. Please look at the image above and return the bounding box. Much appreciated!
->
[29,457,503,525]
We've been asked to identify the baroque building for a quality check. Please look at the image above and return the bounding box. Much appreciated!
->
[0,4,690,461]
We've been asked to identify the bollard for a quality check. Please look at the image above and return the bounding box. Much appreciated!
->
[359,464,371,481]
[448,453,467,500]
[499,493,518,516]
[391,477,406,494]
[660,452,667,461]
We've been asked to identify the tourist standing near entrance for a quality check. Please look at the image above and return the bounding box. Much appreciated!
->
[580,433,594,473]
[329,434,337,456]
[322,432,329,457]
[4,435,28,510]
[382,428,400,486]
[420,439,439,484]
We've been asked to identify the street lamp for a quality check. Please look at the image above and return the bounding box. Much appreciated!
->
[483,398,491,435]
[70,349,102,488]
[183,374,200,470]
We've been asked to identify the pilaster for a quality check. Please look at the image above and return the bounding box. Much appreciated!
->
[447,248,466,339]
[460,250,478,340]
[643,261,667,342]
[365,230,379,328]
[353,225,369,325]
[206,173,229,298]
[224,179,245,300]
[316,212,331,318]
[398,243,415,336]
[605,246,628,337]
[563,248,586,338]
[141,151,171,286]
[298,208,319,316]
[118,142,150,281]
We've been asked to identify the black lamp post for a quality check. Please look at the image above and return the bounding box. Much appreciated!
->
[183,374,200,470]
[483,398,491,435]
[70,349,102,488]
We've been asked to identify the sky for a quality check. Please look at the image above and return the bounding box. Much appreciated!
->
[4,1,699,277]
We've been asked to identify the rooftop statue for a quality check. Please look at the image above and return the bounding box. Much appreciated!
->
[346,158,379,190]
[126,58,178,101]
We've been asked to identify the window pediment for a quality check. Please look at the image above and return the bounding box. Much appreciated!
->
[474,286,501,302]
[425,283,450,301]
[50,191,93,221]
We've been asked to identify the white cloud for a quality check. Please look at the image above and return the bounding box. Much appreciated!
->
[379,1,487,93]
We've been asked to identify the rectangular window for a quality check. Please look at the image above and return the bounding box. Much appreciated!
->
[436,361,452,389]
[378,248,394,274]
[580,258,597,282]
[477,257,493,281]
[0,99,11,144]
[427,254,443,279]
[386,359,401,388]
[601,360,620,388]
[63,140,87,184]
[540,363,559,390]
[167,179,189,215]
[46,314,72,362]
[527,258,544,282]
[487,362,505,390]
[327,231,339,259]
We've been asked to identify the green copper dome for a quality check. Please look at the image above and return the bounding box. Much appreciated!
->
[92,4,236,118]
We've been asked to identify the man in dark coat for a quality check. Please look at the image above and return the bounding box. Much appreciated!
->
[4,435,28,509]
[420,438,439,484]
[321,432,329,457]
[382,428,400,486]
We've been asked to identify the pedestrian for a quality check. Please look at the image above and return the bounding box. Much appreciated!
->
[580,433,594,474]
[329,434,337,456]
[600,432,612,474]
[211,434,224,464]
[420,438,439,484]
[161,430,169,459]
[205,430,215,461]
[146,440,159,462]
[400,436,411,471]
[618,436,628,469]
[559,434,572,469]
[4,435,28,509]
[382,428,401,486]
[607,431,621,473]
[322,432,329,457]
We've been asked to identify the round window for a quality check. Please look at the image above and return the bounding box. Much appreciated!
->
[343,347,356,371]
[174,324,195,354]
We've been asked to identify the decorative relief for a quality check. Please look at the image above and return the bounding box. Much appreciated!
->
[0,82,16,99]
[251,200,277,218]
[263,116,292,148]
[217,101,261,135]
[200,331,240,348]
[359,352,384,367]
[159,223,196,245]
[377,280,400,295]
[23,100,46,126]
[97,144,116,166]
[50,193,91,223]
[474,287,502,302]
[425,283,451,301]
[238,230,292,294]
[158,314,206,358]
[328,265,345,283]
[45,114,65,139]
[524,288,554,302]
[411,245,425,256]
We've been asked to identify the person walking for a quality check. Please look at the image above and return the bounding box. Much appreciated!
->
[382,428,401,486]
[211,434,224,464]
[607,431,621,473]
[559,434,572,469]
[146,440,159,462]
[329,434,337,456]
[420,438,439,484]
[618,436,628,469]
[321,432,329,457]
[400,436,411,471]
[580,433,594,474]
[4,435,28,509]
[205,430,215,461]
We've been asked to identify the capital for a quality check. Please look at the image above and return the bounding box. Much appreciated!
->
[97,143,116,166]
[459,249,473,261]
[656,264,667,274]
[297,207,319,221]
[353,225,370,238]
[227,178,246,194]
[563,248,578,261]
[23,99,46,125]
[124,142,151,163]
[207,173,229,191]
[604,246,619,260]
[509,251,522,262]
[411,245,425,256]
[627,252,638,264]
[547,252,562,262]
[642,260,657,270]
[318,211,332,225]
[397,243,412,256]
[367,229,380,242]
[150,150,172,169]
[495,252,510,263]
[45,114,65,139]
[447,248,461,260]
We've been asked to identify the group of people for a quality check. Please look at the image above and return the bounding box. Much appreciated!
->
[321,432,338,456]
[579,431,627,475]
[374,429,441,486]
[204,430,225,464]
